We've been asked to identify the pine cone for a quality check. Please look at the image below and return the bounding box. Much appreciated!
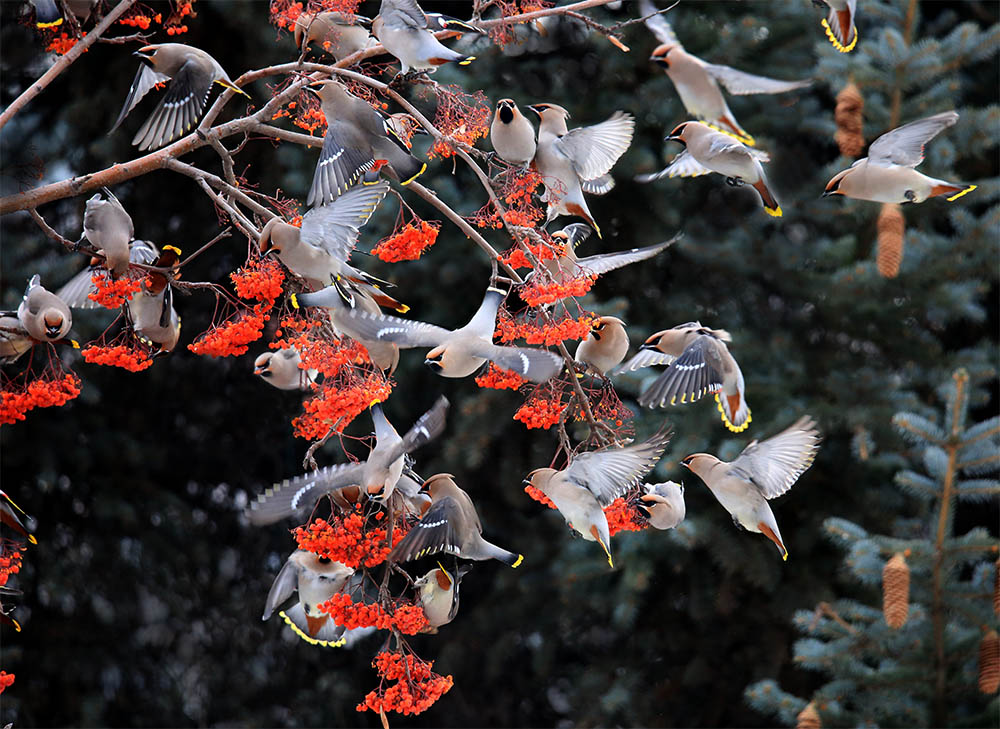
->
[882,552,910,628]
[834,83,864,157]
[877,204,905,278]
[979,630,999,694]
[993,559,999,616]
[796,701,822,729]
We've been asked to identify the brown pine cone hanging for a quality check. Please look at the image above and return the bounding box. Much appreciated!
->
[883,552,910,628]
[979,630,999,694]
[834,83,865,157]
[993,559,999,616]
[877,204,905,278]
[796,701,822,729]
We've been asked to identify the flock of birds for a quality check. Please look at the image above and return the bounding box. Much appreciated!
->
[4,0,977,646]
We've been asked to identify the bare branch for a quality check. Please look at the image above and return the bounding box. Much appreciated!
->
[0,0,138,132]
[98,31,155,45]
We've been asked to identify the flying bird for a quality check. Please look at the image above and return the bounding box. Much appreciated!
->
[262,549,354,647]
[636,481,686,531]
[111,43,250,151]
[681,415,821,560]
[542,224,679,285]
[640,0,811,146]
[616,321,751,433]
[823,111,976,204]
[526,426,672,566]
[818,0,859,53]
[372,0,480,75]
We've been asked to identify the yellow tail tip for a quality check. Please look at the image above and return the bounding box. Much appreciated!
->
[821,18,858,52]
[947,184,977,202]
[37,18,63,28]
[764,205,783,217]
[28,534,37,545]
[395,304,410,314]
[290,293,300,309]
[70,339,80,349]
[401,163,427,186]
[511,554,524,568]
[782,552,789,561]
[458,56,476,65]
[163,245,182,255]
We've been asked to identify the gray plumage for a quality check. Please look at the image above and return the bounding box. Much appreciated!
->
[414,563,471,632]
[490,99,536,167]
[636,481,686,531]
[254,347,317,391]
[17,275,72,343]
[82,189,134,278]
[294,11,374,60]
[263,550,354,647]
[372,0,479,74]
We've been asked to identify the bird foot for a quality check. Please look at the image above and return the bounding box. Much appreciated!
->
[725,176,745,188]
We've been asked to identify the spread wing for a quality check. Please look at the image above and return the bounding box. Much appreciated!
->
[380,396,450,465]
[636,150,713,182]
[263,557,299,620]
[729,415,821,499]
[388,496,468,562]
[565,425,672,506]
[132,60,215,151]
[111,63,171,134]
[703,64,812,96]
[380,0,427,29]
[246,463,364,526]
[639,0,682,49]
[867,111,959,168]
[613,348,678,374]
[333,309,450,348]
[307,124,380,207]
[575,234,679,277]
[554,112,635,182]
[470,342,563,383]
[300,181,389,264]
[638,335,724,409]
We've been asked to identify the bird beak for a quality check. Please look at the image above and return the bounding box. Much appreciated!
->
[639,342,655,351]
[522,478,532,485]
[821,190,837,197]
[664,134,681,142]
[253,365,266,375]
[424,358,442,371]
[355,14,373,27]
[526,104,543,117]
[635,502,651,518]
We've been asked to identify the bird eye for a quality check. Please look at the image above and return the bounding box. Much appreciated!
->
[260,371,272,378]
[317,556,330,564]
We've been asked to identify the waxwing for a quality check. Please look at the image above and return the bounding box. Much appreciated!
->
[17,275,72,343]
[371,0,480,75]
[263,550,354,647]
[0,316,33,363]
[253,347,318,391]
[490,99,536,167]
[819,0,858,53]
[543,225,679,285]
[294,11,375,61]
[82,188,133,278]
[575,316,629,377]
[414,562,471,633]
[636,481,685,531]
[1,490,37,546]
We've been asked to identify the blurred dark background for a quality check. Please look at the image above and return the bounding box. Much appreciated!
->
[1,1,997,726]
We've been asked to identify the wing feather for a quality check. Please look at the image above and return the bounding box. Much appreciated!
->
[565,426,672,505]
[729,416,821,499]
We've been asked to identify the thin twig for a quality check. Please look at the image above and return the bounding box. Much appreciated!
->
[98,31,154,44]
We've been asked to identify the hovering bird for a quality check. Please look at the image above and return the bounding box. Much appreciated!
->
[526,426,672,566]
[300,284,563,382]
[263,550,354,647]
[414,562,471,633]
[253,347,318,391]
[681,415,821,560]
[304,80,426,206]
[640,0,811,147]
[616,321,751,433]
[1,490,38,545]
[490,99,536,167]
[245,397,449,526]
[529,103,635,236]
[372,0,480,75]
[818,0,858,53]
[823,111,976,204]
[388,473,523,567]
[636,481,686,531]
[294,11,374,61]
[81,188,134,278]
[111,43,250,151]
[541,224,679,285]
[664,122,782,216]
[16,275,73,344]
[575,316,629,377]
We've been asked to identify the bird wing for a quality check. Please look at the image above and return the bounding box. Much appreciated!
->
[300,181,389,263]
[263,557,299,620]
[729,416,821,499]
[554,112,635,182]
[703,64,812,95]
[246,463,364,526]
[110,63,171,133]
[576,234,679,277]
[307,122,380,207]
[561,223,593,248]
[638,335,724,409]
[380,0,427,29]
[388,496,467,562]
[639,0,682,49]
[132,59,216,150]
[470,342,564,383]
[635,150,713,181]
[129,240,161,265]
[867,111,959,168]
[334,309,450,348]
[55,268,102,310]
[613,348,678,374]
[380,396,450,465]
[566,425,673,506]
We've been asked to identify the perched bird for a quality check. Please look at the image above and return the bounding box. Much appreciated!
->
[302,284,563,382]
[819,0,858,53]
[414,562,471,633]
[294,11,374,61]
[27,0,95,27]
[529,103,635,236]
[81,188,134,278]
[263,550,354,647]
[304,80,426,206]
[526,426,673,567]
[259,181,392,297]
[17,276,73,344]
[636,481,686,531]
[0,316,33,363]
[245,397,449,525]
[388,473,523,567]
[641,0,811,147]
[616,322,751,433]
[490,99,536,167]
[665,122,782,217]
[542,224,679,285]
[1,490,38,545]
[111,43,250,151]
[575,316,629,377]
[681,415,821,560]
[372,0,479,75]
[254,347,317,391]
[823,111,976,204]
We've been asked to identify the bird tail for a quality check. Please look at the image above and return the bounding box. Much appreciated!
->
[32,0,63,27]
[214,79,252,99]
[821,10,857,52]
[751,180,782,217]
[564,202,602,239]
[757,521,788,561]
[930,182,977,202]
[488,543,523,569]
[279,605,348,647]
[716,392,751,433]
